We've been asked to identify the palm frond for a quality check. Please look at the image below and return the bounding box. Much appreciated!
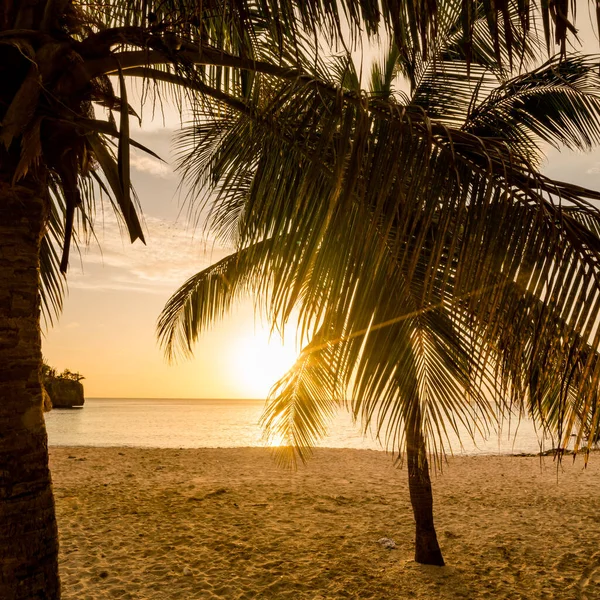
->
[465,54,600,156]
[85,133,145,244]
[261,331,345,467]
[40,182,67,329]
[158,238,287,360]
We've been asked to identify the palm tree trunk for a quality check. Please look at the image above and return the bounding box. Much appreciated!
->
[0,174,60,598]
[405,402,444,566]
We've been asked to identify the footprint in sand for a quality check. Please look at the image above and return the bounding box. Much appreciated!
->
[577,554,600,600]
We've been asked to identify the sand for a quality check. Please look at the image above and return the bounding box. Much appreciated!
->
[50,447,600,599]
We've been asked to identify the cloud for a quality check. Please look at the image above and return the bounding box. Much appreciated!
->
[68,212,232,294]
[586,164,600,175]
[130,152,175,179]
[66,322,80,329]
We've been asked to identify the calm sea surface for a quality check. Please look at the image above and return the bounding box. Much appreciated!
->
[44,398,567,455]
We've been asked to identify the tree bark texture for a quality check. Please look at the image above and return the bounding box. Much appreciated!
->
[405,403,445,566]
[0,175,60,598]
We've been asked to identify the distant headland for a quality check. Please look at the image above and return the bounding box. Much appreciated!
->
[42,363,85,410]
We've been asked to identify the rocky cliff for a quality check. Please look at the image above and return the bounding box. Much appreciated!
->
[44,378,85,408]
[42,386,53,412]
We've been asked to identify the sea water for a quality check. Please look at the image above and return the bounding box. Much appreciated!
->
[44,397,567,455]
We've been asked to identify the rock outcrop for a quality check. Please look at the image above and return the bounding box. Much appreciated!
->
[45,378,85,408]
[42,386,53,412]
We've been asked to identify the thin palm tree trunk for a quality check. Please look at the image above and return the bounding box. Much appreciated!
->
[405,402,444,566]
[0,174,60,598]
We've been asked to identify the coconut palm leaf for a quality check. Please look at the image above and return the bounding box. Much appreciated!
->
[260,329,346,465]
[40,186,66,328]
[86,0,551,68]
[397,0,544,92]
[158,240,275,360]
[464,54,600,153]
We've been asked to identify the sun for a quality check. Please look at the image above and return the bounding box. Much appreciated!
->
[232,330,299,398]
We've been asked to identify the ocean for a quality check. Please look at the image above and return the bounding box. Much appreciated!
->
[44,397,565,455]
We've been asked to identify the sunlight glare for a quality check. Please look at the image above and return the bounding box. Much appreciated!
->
[232,330,298,399]
[263,411,287,448]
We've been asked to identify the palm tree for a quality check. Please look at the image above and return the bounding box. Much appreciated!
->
[158,12,600,565]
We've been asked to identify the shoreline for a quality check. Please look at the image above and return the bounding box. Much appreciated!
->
[48,442,600,458]
[51,447,600,599]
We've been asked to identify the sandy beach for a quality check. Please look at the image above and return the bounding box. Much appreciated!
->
[50,447,600,599]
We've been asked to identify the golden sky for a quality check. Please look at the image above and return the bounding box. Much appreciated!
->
[43,120,301,399]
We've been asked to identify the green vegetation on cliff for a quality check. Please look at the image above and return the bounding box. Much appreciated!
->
[42,363,85,410]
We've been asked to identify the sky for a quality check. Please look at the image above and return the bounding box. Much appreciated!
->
[43,123,297,399]
[43,13,600,399]
[43,120,302,399]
